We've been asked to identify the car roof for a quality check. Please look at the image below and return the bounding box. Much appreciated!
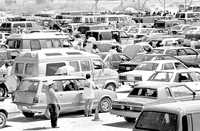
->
[143,59,180,64]
[154,69,194,73]
[135,81,186,89]
[23,75,86,82]
[143,100,200,114]
[155,46,191,50]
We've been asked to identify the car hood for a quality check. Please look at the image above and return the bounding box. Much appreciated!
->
[114,96,157,106]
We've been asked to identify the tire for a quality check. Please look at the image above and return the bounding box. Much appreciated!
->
[0,112,6,128]
[99,97,112,112]
[0,84,8,97]
[105,83,116,91]
[124,117,136,123]
[22,112,34,118]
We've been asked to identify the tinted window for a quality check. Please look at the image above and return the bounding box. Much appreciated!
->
[25,63,36,75]
[7,40,22,49]
[80,61,90,71]
[135,111,177,131]
[175,73,192,82]
[17,80,39,92]
[15,63,24,74]
[30,40,41,51]
[184,48,197,55]
[46,62,66,76]
[129,88,157,98]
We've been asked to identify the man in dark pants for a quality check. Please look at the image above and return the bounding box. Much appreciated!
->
[44,81,60,128]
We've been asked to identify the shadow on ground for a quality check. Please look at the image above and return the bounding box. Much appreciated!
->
[23,127,52,130]
[103,121,134,129]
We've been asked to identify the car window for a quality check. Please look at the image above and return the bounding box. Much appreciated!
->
[149,72,173,82]
[184,48,197,55]
[69,61,80,72]
[26,23,32,27]
[40,40,53,48]
[135,63,158,71]
[22,40,30,49]
[30,39,41,51]
[135,111,178,131]
[177,49,187,56]
[175,72,192,82]
[190,72,200,81]
[80,60,91,71]
[169,85,193,97]
[15,63,24,74]
[191,113,200,131]
[52,39,62,48]
[129,88,157,98]
[174,62,187,69]
[46,62,66,76]
[55,80,80,92]
[93,59,103,69]
[165,49,177,56]
[162,63,174,70]
[111,54,121,61]
[25,63,36,75]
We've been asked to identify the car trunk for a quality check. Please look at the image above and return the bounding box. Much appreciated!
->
[14,91,37,105]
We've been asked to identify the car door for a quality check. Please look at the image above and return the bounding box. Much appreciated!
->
[168,85,195,101]
[54,80,81,112]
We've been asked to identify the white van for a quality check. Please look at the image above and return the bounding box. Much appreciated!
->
[5,32,72,58]
[13,75,117,118]
[11,48,118,91]
[133,100,200,131]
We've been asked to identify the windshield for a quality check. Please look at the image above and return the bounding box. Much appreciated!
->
[135,111,178,131]
[17,80,39,92]
[151,49,164,54]
[131,55,155,62]
[129,88,157,98]
[135,63,158,71]
[149,72,174,82]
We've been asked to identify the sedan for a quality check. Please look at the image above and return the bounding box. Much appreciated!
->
[110,82,200,123]
[119,60,187,84]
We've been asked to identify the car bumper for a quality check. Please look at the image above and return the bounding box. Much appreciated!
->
[110,109,140,118]
[17,104,46,114]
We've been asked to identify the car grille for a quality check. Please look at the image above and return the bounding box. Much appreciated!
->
[134,76,142,81]
[119,75,127,81]
[112,104,143,112]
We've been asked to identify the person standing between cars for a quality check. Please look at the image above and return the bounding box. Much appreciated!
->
[44,81,60,128]
[83,74,95,117]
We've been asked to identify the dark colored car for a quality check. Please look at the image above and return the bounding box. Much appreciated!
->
[118,53,200,73]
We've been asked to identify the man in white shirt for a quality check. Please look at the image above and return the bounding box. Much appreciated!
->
[83,74,95,117]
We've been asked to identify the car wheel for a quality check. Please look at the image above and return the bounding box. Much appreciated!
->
[99,97,111,112]
[124,117,136,123]
[105,83,116,91]
[0,85,8,97]
[0,112,6,128]
[22,112,34,118]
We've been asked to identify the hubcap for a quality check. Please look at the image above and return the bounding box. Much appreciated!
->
[101,100,110,111]
[0,117,4,125]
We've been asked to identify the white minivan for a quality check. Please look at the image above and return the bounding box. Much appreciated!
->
[7,48,118,95]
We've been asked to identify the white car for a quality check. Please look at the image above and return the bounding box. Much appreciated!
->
[119,60,188,84]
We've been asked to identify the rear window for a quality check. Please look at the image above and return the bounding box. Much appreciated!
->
[13,23,26,28]
[25,63,37,75]
[15,63,24,74]
[135,111,178,131]
[17,80,39,92]
[129,88,157,98]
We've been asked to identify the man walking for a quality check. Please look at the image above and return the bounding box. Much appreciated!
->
[83,74,95,117]
[44,81,60,128]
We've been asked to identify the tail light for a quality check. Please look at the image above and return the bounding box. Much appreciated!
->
[33,96,39,103]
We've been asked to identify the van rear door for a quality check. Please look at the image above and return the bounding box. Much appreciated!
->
[13,80,39,105]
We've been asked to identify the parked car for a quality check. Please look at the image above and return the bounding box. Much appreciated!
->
[170,24,192,35]
[133,100,200,131]
[147,69,200,89]
[98,52,131,70]
[111,82,200,123]
[13,75,117,118]
[119,60,187,85]
[0,97,19,128]
[151,46,200,64]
